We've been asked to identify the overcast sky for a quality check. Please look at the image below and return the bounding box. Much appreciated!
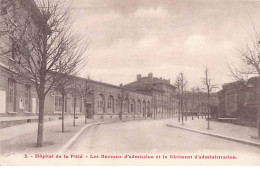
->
[71,0,260,91]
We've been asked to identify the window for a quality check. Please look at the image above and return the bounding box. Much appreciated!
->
[25,85,31,111]
[55,96,62,111]
[25,85,31,106]
[72,97,81,112]
[142,101,146,114]
[117,99,121,110]
[107,96,114,113]
[123,99,129,113]
[137,100,141,114]
[8,79,15,103]
[97,94,105,113]
[130,99,135,113]
[131,104,134,112]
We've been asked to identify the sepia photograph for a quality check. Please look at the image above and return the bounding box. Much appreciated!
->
[0,0,260,166]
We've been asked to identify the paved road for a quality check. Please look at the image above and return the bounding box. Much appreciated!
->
[68,119,260,165]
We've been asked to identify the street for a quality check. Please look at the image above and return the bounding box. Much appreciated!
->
[68,119,260,156]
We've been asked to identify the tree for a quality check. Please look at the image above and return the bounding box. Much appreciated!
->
[78,77,95,124]
[194,87,202,119]
[227,25,260,138]
[1,0,87,146]
[202,67,217,130]
[190,87,196,120]
[54,74,75,133]
[175,72,188,125]
[117,84,129,121]
[0,0,28,56]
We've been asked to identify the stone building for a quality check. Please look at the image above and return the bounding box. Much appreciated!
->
[183,92,219,118]
[0,0,182,123]
[0,0,41,117]
[218,77,257,122]
[0,1,175,121]
[44,76,152,120]
[124,73,178,118]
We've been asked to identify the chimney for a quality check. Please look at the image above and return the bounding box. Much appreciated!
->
[148,73,153,79]
[137,74,141,81]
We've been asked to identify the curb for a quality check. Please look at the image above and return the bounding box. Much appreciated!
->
[58,121,116,153]
[166,124,260,148]
[58,118,170,153]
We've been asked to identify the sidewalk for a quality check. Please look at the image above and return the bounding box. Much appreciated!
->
[167,117,260,147]
[0,116,120,156]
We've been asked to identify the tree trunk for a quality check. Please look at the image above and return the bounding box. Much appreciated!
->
[62,93,65,133]
[178,100,180,122]
[181,99,184,125]
[257,77,260,138]
[207,91,210,130]
[134,106,136,120]
[73,97,76,126]
[37,97,45,147]
[85,101,87,124]
[120,100,123,121]
[153,107,155,120]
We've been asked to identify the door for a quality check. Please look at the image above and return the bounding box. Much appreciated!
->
[0,90,6,114]
[86,103,93,118]
[8,79,16,112]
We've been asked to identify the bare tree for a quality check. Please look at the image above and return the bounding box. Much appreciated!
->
[190,87,196,120]
[227,24,260,138]
[117,84,129,121]
[0,0,29,57]
[54,74,76,132]
[78,77,95,124]
[202,67,218,130]
[175,72,188,125]
[1,0,87,146]
[194,87,202,119]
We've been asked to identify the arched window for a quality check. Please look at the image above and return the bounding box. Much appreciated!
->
[107,95,114,113]
[117,99,121,110]
[142,100,146,115]
[97,94,105,113]
[137,100,141,114]
[130,99,135,113]
[123,98,129,113]
[147,101,151,117]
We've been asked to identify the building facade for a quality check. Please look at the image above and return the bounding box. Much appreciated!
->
[183,92,219,118]
[218,77,257,122]
[43,76,152,120]
[0,1,174,120]
[0,0,41,116]
[124,73,178,118]
[0,0,218,122]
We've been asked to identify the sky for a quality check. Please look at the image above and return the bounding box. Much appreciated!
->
[71,0,260,91]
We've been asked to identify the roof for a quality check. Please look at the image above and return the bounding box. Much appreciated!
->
[123,76,176,94]
[124,82,164,92]
[68,75,152,96]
